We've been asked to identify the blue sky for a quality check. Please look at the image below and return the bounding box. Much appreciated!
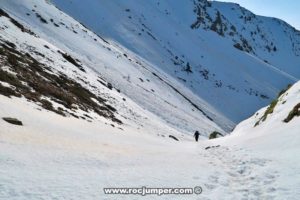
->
[218,0,300,30]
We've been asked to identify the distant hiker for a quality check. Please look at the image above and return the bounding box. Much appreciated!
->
[194,131,200,142]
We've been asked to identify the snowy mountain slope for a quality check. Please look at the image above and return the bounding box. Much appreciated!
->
[211,1,300,75]
[0,77,299,199]
[50,0,300,123]
[213,80,300,198]
[0,1,300,199]
[225,81,300,149]
[0,0,228,136]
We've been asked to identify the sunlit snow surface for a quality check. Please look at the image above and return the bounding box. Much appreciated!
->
[0,0,299,199]
[0,84,299,199]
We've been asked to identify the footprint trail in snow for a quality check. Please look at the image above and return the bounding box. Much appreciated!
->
[198,146,283,200]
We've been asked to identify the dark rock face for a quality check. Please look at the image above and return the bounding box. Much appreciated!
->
[205,145,220,150]
[2,117,23,126]
[169,135,179,141]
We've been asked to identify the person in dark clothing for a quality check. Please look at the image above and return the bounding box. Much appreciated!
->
[194,131,200,142]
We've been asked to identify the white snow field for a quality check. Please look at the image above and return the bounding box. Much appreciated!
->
[0,82,299,200]
[0,0,300,199]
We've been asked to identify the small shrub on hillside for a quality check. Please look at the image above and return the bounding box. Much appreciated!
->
[255,83,293,126]
[0,84,20,97]
[278,84,292,98]
[209,131,223,139]
[0,69,26,90]
[255,99,278,126]
[40,99,54,110]
[58,51,85,72]
[261,99,278,122]
[283,103,300,123]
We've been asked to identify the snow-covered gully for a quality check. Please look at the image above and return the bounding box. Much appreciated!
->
[0,0,299,199]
